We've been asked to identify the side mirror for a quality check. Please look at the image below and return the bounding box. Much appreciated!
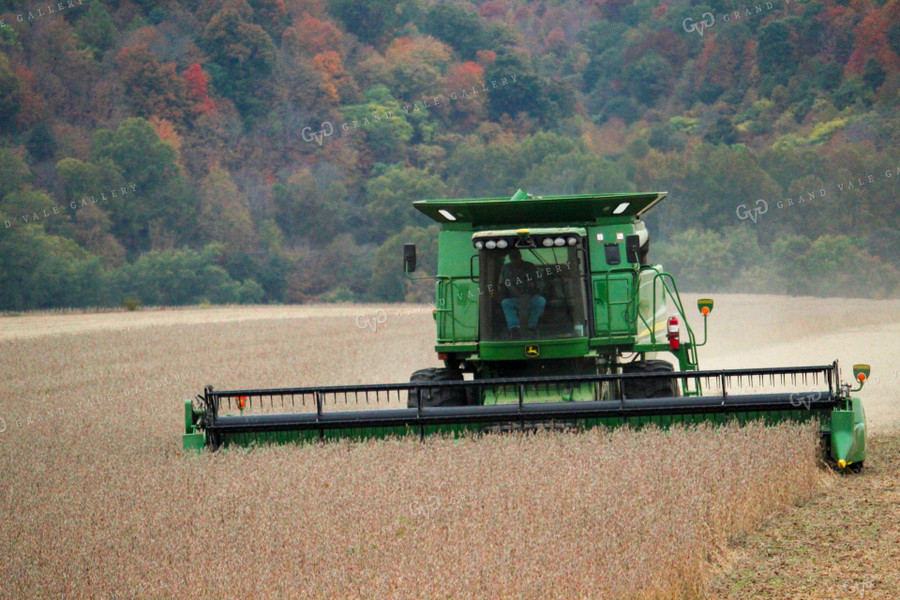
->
[625,235,641,264]
[403,243,417,273]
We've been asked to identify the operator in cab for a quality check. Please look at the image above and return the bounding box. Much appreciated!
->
[499,248,546,338]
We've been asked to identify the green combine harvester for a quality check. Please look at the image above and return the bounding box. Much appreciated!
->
[183,190,869,471]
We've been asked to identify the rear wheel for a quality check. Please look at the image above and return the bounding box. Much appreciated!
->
[407,368,469,408]
[620,360,680,399]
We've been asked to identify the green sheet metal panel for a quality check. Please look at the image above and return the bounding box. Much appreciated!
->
[414,192,667,226]
[593,274,637,337]
[437,277,479,343]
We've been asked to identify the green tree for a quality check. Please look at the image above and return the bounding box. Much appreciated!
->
[862,58,886,91]
[90,118,194,253]
[110,244,264,306]
[365,166,447,242]
[623,52,670,105]
[484,52,546,122]
[197,168,256,254]
[525,152,633,195]
[26,122,56,161]
[327,0,416,46]
[71,204,127,268]
[653,229,737,291]
[272,169,347,245]
[758,20,798,85]
[56,157,123,204]
[75,2,118,52]
[341,87,415,164]
[703,116,738,145]
[422,4,486,60]
[287,235,376,302]
[0,223,104,309]
[0,147,31,199]
[202,3,276,117]
[0,52,22,129]
[791,235,899,298]
[0,189,58,230]
[370,225,439,301]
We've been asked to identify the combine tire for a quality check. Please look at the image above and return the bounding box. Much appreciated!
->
[407,368,468,408]
[621,360,680,399]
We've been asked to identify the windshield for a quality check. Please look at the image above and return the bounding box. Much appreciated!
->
[478,245,588,341]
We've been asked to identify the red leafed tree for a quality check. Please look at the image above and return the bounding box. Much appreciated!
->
[116,46,194,123]
[478,2,506,18]
[249,0,289,38]
[12,64,47,129]
[445,61,485,89]
[311,50,347,104]
[282,16,343,55]
[476,49,496,66]
[442,61,487,127]
[183,63,216,114]
[545,27,568,55]
[846,1,900,75]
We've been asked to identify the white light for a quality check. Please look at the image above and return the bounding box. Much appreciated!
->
[567,237,577,246]
[474,241,484,249]
[554,237,565,247]
[485,240,497,249]
[613,202,630,215]
[616,232,625,241]
[438,209,456,221]
[542,238,554,247]
[496,239,508,249]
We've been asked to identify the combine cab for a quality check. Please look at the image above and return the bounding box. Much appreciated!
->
[184,190,869,471]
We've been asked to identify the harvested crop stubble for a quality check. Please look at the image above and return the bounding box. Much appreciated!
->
[1,422,821,599]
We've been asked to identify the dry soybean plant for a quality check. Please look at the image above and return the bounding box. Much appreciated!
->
[0,311,824,600]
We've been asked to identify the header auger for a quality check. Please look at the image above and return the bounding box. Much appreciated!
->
[184,190,869,471]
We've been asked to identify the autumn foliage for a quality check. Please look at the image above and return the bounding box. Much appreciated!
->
[1,0,900,309]
[183,63,216,115]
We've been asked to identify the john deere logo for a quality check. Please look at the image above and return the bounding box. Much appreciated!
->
[525,344,540,358]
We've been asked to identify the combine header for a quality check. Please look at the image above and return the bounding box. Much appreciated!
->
[183,190,869,471]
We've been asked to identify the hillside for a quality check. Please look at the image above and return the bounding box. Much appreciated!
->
[1,0,899,309]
